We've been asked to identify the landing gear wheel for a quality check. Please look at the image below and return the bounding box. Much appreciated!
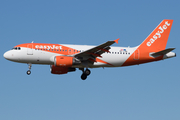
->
[27,70,31,75]
[27,63,32,75]
[81,74,87,80]
[79,68,91,80]
[85,69,91,76]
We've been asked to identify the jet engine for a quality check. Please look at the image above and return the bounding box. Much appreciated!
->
[50,65,76,74]
[54,56,81,67]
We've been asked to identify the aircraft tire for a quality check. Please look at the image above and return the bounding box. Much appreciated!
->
[85,69,91,76]
[27,70,31,75]
[81,73,87,80]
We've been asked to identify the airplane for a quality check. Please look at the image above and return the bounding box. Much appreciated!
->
[3,19,176,80]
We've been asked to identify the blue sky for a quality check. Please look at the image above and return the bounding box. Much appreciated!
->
[0,0,180,120]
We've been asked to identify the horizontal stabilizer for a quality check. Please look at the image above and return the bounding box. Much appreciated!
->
[151,48,175,57]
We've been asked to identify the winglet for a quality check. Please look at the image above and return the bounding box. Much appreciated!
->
[114,38,120,44]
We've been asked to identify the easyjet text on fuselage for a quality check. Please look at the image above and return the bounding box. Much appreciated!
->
[35,45,62,49]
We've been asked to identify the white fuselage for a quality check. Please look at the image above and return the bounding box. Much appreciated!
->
[4,44,137,68]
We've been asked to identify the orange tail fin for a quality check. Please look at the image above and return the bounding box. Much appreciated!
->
[139,19,173,52]
[122,20,173,66]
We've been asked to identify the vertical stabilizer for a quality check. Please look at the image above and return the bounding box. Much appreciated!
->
[122,20,173,66]
[139,19,173,52]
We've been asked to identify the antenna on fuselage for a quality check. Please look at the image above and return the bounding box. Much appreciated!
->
[31,41,34,43]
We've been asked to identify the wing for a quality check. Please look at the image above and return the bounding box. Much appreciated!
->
[73,38,119,65]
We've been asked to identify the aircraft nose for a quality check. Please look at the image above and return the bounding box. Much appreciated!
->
[3,51,11,60]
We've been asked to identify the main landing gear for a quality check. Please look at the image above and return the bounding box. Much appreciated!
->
[27,63,32,75]
[80,68,91,80]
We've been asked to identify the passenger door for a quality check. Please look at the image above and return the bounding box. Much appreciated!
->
[27,44,33,55]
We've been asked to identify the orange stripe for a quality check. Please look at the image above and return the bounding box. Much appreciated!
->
[96,58,114,66]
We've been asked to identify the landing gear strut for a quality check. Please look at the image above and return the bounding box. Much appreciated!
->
[80,68,91,80]
[27,63,32,75]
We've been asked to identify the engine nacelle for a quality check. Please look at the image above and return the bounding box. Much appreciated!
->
[54,56,81,67]
[50,65,76,74]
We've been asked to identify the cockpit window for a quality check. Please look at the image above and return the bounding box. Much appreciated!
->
[12,47,21,50]
[12,47,17,50]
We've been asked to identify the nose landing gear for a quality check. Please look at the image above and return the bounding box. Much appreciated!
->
[27,63,32,75]
[27,70,31,75]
